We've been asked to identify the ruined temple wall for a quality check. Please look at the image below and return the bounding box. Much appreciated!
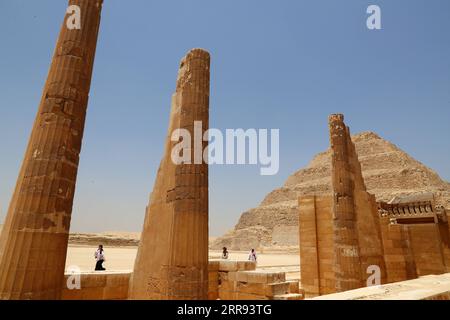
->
[299,116,449,297]
[62,272,130,300]
[408,224,447,276]
[345,125,386,285]
[380,219,449,283]
[214,261,302,300]
[299,196,335,297]
[299,194,424,296]
[61,261,302,301]
[379,218,417,283]
[354,190,387,284]
[298,193,386,297]
[445,212,450,271]
[329,114,386,292]
[62,270,450,301]
[444,245,450,273]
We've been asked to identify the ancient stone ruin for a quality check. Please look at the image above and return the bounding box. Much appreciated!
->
[299,114,450,298]
[213,130,450,251]
[60,260,303,300]
[1,1,450,302]
[128,49,210,300]
[0,0,103,299]
[329,114,386,292]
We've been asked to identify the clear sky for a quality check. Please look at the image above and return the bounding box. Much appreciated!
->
[0,0,449,236]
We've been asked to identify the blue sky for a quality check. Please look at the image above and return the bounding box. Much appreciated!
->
[0,0,449,236]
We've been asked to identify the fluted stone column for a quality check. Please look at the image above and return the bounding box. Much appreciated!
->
[129,49,210,300]
[329,114,363,292]
[0,0,103,300]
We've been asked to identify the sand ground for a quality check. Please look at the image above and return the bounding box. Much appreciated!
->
[65,246,300,280]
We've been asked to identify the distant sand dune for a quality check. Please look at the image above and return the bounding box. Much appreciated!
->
[0,226,218,248]
[65,246,300,275]
[69,232,140,247]
[69,231,218,248]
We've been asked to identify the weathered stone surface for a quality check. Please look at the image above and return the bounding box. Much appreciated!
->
[329,114,361,291]
[299,114,387,296]
[60,271,450,300]
[298,195,335,297]
[329,114,386,292]
[213,132,450,250]
[299,114,448,298]
[0,0,103,300]
[128,49,210,300]
[61,272,131,301]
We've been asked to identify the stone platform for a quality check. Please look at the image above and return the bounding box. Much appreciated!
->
[61,265,450,300]
[62,260,302,300]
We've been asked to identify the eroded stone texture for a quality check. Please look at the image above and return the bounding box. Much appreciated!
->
[0,0,103,300]
[299,115,385,297]
[298,195,335,297]
[128,49,210,300]
[329,114,364,291]
[329,114,386,293]
[299,115,448,297]
[379,194,450,281]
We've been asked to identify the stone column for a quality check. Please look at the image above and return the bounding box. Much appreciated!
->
[329,114,363,292]
[0,0,103,300]
[129,49,210,300]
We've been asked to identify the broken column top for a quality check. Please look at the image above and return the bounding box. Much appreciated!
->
[181,48,210,62]
[329,113,344,122]
[176,48,210,94]
[72,0,103,5]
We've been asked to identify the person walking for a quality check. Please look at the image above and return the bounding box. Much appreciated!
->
[222,247,229,259]
[94,245,106,271]
[248,248,257,263]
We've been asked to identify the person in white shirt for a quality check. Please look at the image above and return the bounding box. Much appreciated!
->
[222,247,229,260]
[248,249,257,263]
[94,245,106,271]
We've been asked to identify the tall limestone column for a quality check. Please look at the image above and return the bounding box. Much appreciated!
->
[0,0,103,299]
[129,49,210,300]
[329,114,364,292]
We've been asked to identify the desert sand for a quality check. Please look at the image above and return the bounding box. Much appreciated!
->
[65,245,300,280]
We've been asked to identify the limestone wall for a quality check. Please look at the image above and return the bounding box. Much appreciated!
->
[300,200,450,297]
[379,219,417,283]
[213,260,303,300]
[380,219,450,283]
[61,261,302,300]
[298,114,449,298]
[329,114,387,292]
[62,272,131,300]
[298,195,334,297]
